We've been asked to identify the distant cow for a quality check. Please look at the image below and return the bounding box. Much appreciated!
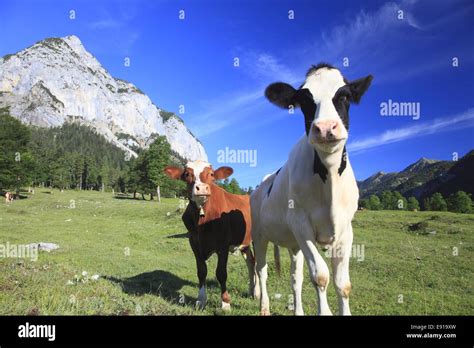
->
[164,160,258,311]
[5,192,13,203]
[251,63,373,315]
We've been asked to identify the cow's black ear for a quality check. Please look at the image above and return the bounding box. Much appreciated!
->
[348,75,373,104]
[265,82,298,109]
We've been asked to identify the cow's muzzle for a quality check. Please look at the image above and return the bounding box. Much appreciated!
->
[193,183,210,196]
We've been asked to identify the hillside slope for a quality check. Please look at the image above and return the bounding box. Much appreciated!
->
[358,152,473,200]
[0,35,207,161]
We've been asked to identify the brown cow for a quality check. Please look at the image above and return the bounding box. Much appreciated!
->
[164,160,258,311]
[5,192,13,203]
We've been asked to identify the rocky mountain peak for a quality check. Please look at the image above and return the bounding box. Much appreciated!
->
[0,35,207,162]
[402,157,439,174]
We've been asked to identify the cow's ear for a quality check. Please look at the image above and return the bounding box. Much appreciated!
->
[214,166,233,180]
[348,75,373,104]
[265,82,298,109]
[164,166,184,180]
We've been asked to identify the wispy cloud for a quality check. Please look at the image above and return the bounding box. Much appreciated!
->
[348,108,474,153]
[191,88,264,138]
[313,1,426,76]
[86,5,141,54]
[191,50,299,138]
[191,0,473,142]
[192,1,426,138]
[191,46,316,138]
[243,51,300,84]
[88,19,122,30]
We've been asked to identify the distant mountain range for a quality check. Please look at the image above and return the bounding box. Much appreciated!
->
[357,150,474,201]
[0,35,207,161]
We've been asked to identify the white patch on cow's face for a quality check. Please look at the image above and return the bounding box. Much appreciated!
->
[186,160,212,205]
[302,68,348,153]
[186,160,211,180]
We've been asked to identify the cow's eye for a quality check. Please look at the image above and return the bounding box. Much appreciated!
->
[210,173,214,177]
[339,95,348,103]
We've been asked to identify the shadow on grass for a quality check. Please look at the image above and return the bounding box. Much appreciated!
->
[105,270,220,303]
[113,195,142,200]
[166,232,189,239]
[105,270,195,302]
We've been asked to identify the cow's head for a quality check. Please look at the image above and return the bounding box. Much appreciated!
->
[265,63,372,154]
[164,160,233,206]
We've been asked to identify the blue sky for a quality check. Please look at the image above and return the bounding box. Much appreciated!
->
[1,0,473,187]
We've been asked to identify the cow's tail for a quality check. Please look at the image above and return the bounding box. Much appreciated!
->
[273,244,281,277]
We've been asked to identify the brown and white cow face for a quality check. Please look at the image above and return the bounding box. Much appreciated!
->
[164,160,233,206]
[265,63,373,154]
[5,192,13,203]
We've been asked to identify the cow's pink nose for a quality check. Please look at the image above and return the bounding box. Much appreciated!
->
[313,121,338,139]
[194,183,210,195]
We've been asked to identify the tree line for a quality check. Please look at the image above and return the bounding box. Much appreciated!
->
[218,178,253,195]
[360,190,472,214]
[0,107,249,199]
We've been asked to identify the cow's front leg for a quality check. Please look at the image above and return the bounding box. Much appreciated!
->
[331,224,353,315]
[196,259,208,310]
[290,212,332,315]
[289,247,304,315]
[253,237,270,315]
[189,237,207,310]
[216,250,231,311]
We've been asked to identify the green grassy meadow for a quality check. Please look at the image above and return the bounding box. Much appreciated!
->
[0,189,472,315]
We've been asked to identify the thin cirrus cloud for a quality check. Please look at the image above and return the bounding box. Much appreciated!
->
[87,4,141,54]
[245,52,300,84]
[348,108,474,154]
[191,52,301,138]
[191,1,423,139]
[87,18,140,55]
[189,56,300,138]
[314,1,434,83]
[88,19,123,30]
[190,89,264,138]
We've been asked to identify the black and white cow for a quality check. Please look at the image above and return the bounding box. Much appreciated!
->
[251,63,372,315]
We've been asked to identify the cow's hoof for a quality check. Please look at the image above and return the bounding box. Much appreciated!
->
[196,287,207,310]
[221,301,231,311]
[250,286,261,300]
[260,309,271,316]
[195,300,206,310]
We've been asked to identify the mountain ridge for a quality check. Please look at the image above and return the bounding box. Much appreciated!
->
[358,151,473,201]
[0,35,207,162]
